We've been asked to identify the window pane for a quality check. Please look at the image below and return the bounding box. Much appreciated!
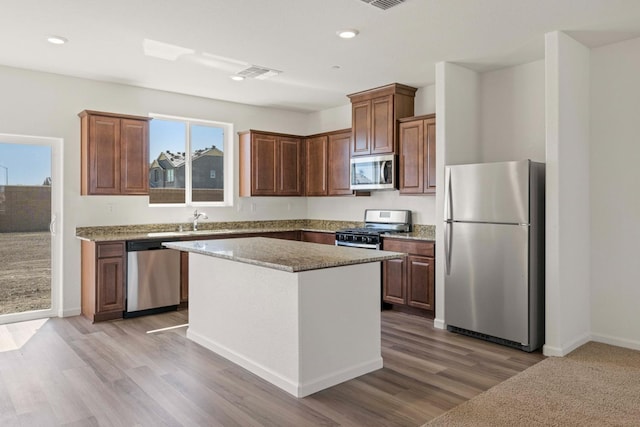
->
[0,143,52,314]
[191,125,224,202]
[149,120,186,204]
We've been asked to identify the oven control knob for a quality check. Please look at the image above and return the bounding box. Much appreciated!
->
[363,236,370,243]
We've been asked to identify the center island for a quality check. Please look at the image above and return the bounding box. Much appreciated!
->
[163,237,404,398]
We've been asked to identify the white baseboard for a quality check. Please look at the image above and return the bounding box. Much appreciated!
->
[543,332,590,357]
[60,307,81,317]
[433,318,446,330]
[591,333,640,351]
[187,328,382,398]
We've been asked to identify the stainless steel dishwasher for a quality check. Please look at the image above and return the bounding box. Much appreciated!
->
[125,240,181,317]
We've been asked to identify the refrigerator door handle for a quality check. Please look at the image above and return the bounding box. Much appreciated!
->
[444,221,452,275]
[444,167,452,221]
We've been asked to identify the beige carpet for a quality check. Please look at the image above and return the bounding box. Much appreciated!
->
[424,342,640,426]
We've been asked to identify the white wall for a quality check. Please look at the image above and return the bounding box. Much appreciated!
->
[434,62,481,329]
[479,60,546,163]
[0,65,312,315]
[589,36,640,350]
[544,32,592,356]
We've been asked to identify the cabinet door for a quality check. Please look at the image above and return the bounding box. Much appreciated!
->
[251,133,278,195]
[180,251,189,303]
[278,136,303,195]
[351,100,371,156]
[301,231,335,245]
[371,95,394,154]
[305,136,328,196]
[407,255,434,311]
[89,115,120,194]
[424,117,437,194]
[328,131,353,195]
[399,119,424,194]
[120,119,149,195]
[382,257,406,304]
[96,256,125,314]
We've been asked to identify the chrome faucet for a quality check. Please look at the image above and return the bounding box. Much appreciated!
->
[191,209,208,231]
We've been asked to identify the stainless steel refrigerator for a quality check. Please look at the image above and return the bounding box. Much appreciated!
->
[444,160,545,352]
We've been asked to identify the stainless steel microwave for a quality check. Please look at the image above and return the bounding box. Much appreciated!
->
[350,154,396,190]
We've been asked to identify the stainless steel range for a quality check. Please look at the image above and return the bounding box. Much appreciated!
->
[335,209,412,249]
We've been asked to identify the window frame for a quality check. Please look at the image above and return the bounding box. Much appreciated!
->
[148,113,234,207]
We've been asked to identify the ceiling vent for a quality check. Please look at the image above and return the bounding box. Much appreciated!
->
[235,65,282,80]
[360,0,405,10]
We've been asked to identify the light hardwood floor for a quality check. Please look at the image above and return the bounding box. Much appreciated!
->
[0,310,543,426]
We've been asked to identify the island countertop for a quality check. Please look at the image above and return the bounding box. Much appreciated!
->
[164,237,405,272]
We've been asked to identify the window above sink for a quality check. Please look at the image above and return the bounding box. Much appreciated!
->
[148,114,234,208]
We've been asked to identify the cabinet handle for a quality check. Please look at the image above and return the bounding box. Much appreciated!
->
[49,214,56,236]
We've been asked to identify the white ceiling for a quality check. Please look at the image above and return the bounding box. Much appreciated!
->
[2,0,640,112]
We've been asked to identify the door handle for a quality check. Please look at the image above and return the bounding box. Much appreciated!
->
[49,214,56,236]
[444,221,452,275]
[380,161,387,183]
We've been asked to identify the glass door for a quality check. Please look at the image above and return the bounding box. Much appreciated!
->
[0,135,61,324]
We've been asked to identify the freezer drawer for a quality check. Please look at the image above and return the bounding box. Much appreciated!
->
[445,222,530,345]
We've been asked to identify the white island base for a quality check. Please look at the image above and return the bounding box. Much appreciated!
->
[186,252,382,398]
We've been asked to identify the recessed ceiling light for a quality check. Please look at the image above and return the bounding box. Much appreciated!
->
[337,29,359,39]
[230,75,245,81]
[47,35,68,45]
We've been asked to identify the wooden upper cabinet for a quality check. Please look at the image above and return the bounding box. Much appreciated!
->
[304,129,353,197]
[327,130,353,196]
[252,132,278,195]
[399,114,436,195]
[305,135,328,196]
[79,110,150,195]
[278,136,304,195]
[239,130,304,197]
[351,100,371,156]
[120,119,149,194]
[371,95,394,154]
[347,83,417,156]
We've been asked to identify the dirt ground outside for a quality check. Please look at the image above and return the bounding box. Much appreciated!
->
[0,232,51,315]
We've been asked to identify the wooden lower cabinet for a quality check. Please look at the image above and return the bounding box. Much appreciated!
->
[382,257,405,304]
[81,240,126,322]
[382,238,435,316]
[180,251,189,304]
[301,231,335,245]
[406,255,435,311]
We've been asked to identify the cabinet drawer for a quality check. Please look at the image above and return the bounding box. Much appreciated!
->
[97,242,125,258]
[383,238,434,257]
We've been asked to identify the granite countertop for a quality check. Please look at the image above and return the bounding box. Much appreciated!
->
[164,237,405,272]
[75,219,435,242]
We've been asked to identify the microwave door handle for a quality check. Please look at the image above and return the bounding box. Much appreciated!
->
[380,161,386,183]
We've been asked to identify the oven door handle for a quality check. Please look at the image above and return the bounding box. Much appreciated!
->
[336,241,380,250]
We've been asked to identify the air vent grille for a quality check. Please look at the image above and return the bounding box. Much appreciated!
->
[236,65,282,80]
[360,0,405,10]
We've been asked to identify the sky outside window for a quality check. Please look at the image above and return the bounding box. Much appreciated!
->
[0,143,51,185]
